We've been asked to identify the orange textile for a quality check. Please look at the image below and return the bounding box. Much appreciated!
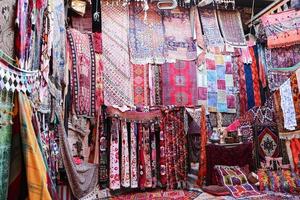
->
[197,106,207,186]
[290,138,300,174]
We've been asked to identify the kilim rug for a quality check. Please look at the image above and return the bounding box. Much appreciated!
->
[162,8,197,61]
[0,0,16,58]
[198,9,224,49]
[131,64,149,106]
[129,3,166,64]
[102,1,133,106]
[217,10,246,48]
[162,61,197,106]
[67,28,96,117]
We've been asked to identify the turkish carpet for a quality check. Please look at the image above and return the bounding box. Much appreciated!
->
[162,8,197,61]
[102,1,133,106]
[162,61,197,106]
[132,64,149,106]
[198,9,224,49]
[67,28,96,117]
[129,3,165,64]
[217,10,246,47]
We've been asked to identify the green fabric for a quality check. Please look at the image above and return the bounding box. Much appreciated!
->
[270,62,300,72]
[0,90,14,199]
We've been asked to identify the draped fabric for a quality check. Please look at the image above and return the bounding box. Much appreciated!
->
[130,123,138,188]
[149,64,162,106]
[67,28,96,117]
[129,3,166,64]
[197,106,207,186]
[199,9,224,49]
[162,8,197,61]
[162,61,197,106]
[121,121,130,187]
[0,91,13,200]
[217,10,246,47]
[102,2,133,106]
[132,64,149,106]
[249,47,262,107]
[244,64,255,110]
[291,73,300,124]
[290,138,300,173]
[261,9,300,48]
[109,118,121,190]
[99,109,108,188]
[138,124,146,189]
[0,0,16,58]
[291,0,300,9]
[150,124,157,188]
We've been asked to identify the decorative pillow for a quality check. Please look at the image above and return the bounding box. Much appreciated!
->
[202,185,230,196]
[213,164,250,186]
[258,169,300,193]
[214,165,248,186]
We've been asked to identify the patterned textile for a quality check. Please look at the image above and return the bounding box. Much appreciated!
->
[290,138,300,174]
[71,3,92,32]
[244,64,255,109]
[67,28,96,117]
[57,185,74,200]
[16,93,52,199]
[143,126,153,188]
[162,109,187,189]
[121,121,130,188]
[200,53,236,112]
[149,64,162,106]
[290,73,300,124]
[249,47,262,107]
[280,79,297,131]
[138,124,146,189]
[129,3,165,64]
[159,123,167,186]
[150,124,157,188]
[99,109,108,188]
[109,118,121,190]
[162,61,197,106]
[217,10,246,47]
[237,56,248,115]
[197,106,207,186]
[0,90,13,200]
[130,123,138,188]
[255,126,280,163]
[215,165,260,198]
[0,0,16,58]
[192,7,205,49]
[132,64,149,106]
[265,45,300,91]
[261,9,300,48]
[258,169,300,193]
[162,8,197,61]
[102,2,133,106]
[199,9,224,48]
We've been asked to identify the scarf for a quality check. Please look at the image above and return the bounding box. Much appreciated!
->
[197,106,207,186]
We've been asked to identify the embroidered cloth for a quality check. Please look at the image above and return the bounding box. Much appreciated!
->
[67,28,96,117]
[280,79,297,131]
[121,121,130,187]
[129,3,166,64]
[130,123,138,188]
[162,61,197,106]
[102,2,133,106]
[218,10,246,48]
[199,9,224,49]
[261,9,300,48]
[162,8,197,61]
[132,64,149,106]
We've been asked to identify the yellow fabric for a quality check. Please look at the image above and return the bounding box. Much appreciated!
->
[18,93,51,200]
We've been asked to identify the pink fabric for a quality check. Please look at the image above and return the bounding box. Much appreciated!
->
[226,119,241,132]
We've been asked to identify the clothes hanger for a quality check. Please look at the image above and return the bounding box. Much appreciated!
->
[157,0,177,10]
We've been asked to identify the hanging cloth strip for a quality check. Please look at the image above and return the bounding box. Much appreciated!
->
[217,10,246,48]
[290,73,300,125]
[121,121,130,188]
[197,106,207,186]
[131,64,149,106]
[130,123,138,188]
[261,9,300,49]
[249,47,262,107]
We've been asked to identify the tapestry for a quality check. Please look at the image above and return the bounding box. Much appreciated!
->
[214,165,260,198]
[200,53,236,113]
[67,29,96,117]
[249,47,262,107]
[128,3,166,64]
[121,121,130,188]
[132,64,149,106]
[0,0,16,58]
[102,2,133,106]
[265,45,300,91]
[109,118,121,190]
[130,123,138,188]
[261,9,300,48]
[198,9,224,49]
[162,8,197,61]
[217,10,246,47]
[0,90,13,200]
[162,61,197,106]
[255,126,280,164]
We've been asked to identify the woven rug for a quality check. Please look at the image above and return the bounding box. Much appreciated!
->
[162,8,197,61]
[261,9,300,49]
[67,28,96,117]
[0,0,16,58]
[218,10,246,47]
[102,1,133,106]
[198,9,224,49]
[129,3,166,64]
[162,61,197,106]
[132,64,149,106]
